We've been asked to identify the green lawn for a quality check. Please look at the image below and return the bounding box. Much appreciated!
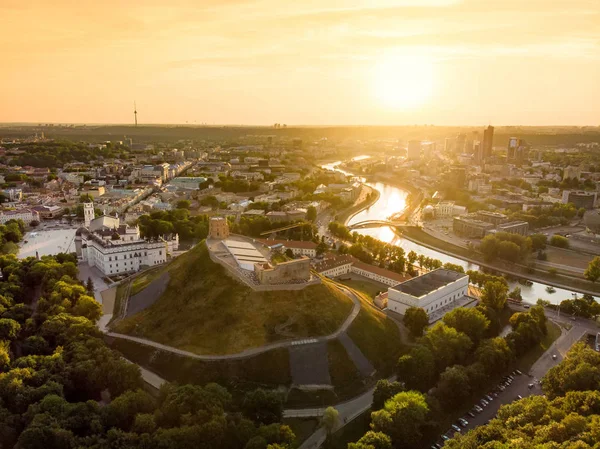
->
[338,279,385,299]
[113,243,354,355]
[516,320,562,373]
[345,288,405,374]
[129,266,163,296]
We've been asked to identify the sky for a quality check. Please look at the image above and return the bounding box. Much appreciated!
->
[1,0,599,126]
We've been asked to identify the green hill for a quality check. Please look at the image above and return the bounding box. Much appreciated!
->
[112,242,354,355]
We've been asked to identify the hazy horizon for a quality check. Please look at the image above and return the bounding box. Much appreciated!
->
[2,0,599,126]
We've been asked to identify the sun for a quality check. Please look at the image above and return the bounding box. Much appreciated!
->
[372,52,435,110]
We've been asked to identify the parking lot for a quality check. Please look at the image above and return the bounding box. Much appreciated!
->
[432,368,547,448]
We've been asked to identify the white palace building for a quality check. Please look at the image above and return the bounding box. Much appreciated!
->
[75,202,178,276]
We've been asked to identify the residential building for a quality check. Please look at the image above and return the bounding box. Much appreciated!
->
[476,211,508,226]
[562,190,597,210]
[31,205,63,219]
[387,269,469,315]
[313,255,354,277]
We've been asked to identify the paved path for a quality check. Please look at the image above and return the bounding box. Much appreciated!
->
[104,285,361,361]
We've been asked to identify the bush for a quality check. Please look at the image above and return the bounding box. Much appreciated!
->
[549,235,569,249]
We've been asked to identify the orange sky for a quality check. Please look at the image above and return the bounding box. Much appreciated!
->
[1,0,599,126]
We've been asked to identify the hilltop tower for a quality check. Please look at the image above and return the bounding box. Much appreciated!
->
[83,202,95,228]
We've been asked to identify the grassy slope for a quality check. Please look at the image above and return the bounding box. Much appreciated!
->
[327,339,363,399]
[113,242,354,355]
[345,289,404,374]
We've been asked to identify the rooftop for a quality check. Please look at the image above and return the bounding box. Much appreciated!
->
[391,268,466,298]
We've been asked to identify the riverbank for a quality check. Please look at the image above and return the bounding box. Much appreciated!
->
[337,184,381,224]
[398,226,600,297]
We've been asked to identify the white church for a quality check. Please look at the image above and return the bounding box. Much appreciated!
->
[75,202,179,276]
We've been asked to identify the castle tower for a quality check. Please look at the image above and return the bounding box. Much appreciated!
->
[83,202,95,228]
[209,217,229,239]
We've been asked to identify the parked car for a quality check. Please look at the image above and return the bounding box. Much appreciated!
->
[485,394,494,402]
[552,354,557,360]
[441,435,450,441]
[468,411,476,418]
[528,383,535,389]
[451,424,462,433]
[498,385,506,391]
[459,418,469,427]
[517,395,523,400]
[480,399,489,407]
[515,369,522,375]
[474,405,483,413]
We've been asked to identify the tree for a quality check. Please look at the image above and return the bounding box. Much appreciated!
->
[584,256,600,283]
[475,337,514,375]
[371,391,429,449]
[86,277,95,294]
[509,286,523,301]
[481,280,509,310]
[373,380,404,410]
[403,307,429,338]
[242,389,284,425]
[442,307,490,345]
[530,233,547,251]
[434,365,471,409]
[316,242,328,257]
[0,318,21,340]
[408,251,417,266]
[550,235,569,248]
[306,206,317,222]
[284,248,294,258]
[321,407,339,436]
[72,295,102,322]
[348,431,392,449]
[498,240,521,262]
[176,199,191,210]
[420,322,473,371]
[442,263,464,273]
[397,345,436,391]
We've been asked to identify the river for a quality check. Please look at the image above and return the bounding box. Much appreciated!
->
[321,159,591,305]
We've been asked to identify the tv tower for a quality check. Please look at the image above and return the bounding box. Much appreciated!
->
[134,101,138,127]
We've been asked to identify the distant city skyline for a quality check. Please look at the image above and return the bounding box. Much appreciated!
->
[1,0,599,126]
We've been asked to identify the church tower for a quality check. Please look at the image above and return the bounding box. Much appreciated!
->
[83,202,95,228]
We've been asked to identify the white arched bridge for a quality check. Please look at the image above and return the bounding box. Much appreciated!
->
[347,220,404,230]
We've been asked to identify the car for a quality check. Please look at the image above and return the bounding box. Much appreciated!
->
[491,391,499,397]
[480,399,489,407]
[451,424,462,432]
[485,394,494,402]
[459,418,468,427]
[468,411,476,418]
[517,395,523,399]
[524,304,530,309]
[474,405,483,413]
[434,444,442,449]
[552,354,557,360]
[528,383,535,389]
[498,385,506,391]
[515,369,523,375]
[441,435,450,441]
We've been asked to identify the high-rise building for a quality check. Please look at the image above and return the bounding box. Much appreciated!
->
[455,134,466,154]
[507,137,529,164]
[407,140,421,160]
[482,125,494,160]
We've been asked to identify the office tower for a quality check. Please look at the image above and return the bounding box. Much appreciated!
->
[482,125,494,160]
[407,140,421,160]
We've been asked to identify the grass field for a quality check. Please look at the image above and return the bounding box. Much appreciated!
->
[113,242,354,355]
[344,288,404,375]
[108,336,291,390]
[338,279,384,299]
[129,266,163,296]
[515,320,562,373]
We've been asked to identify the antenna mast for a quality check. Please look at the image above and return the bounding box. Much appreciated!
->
[134,101,138,127]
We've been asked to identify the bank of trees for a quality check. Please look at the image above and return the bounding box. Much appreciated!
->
[0,253,294,449]
[0,219,25,255]
[558,293,600,318]
[351,302,550,449]
[445,343,600,448]
[138,209,209,241]
[479,231,532,263]
[584,256,600,282]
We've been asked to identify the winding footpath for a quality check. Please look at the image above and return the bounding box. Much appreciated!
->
[103,285,361,361]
